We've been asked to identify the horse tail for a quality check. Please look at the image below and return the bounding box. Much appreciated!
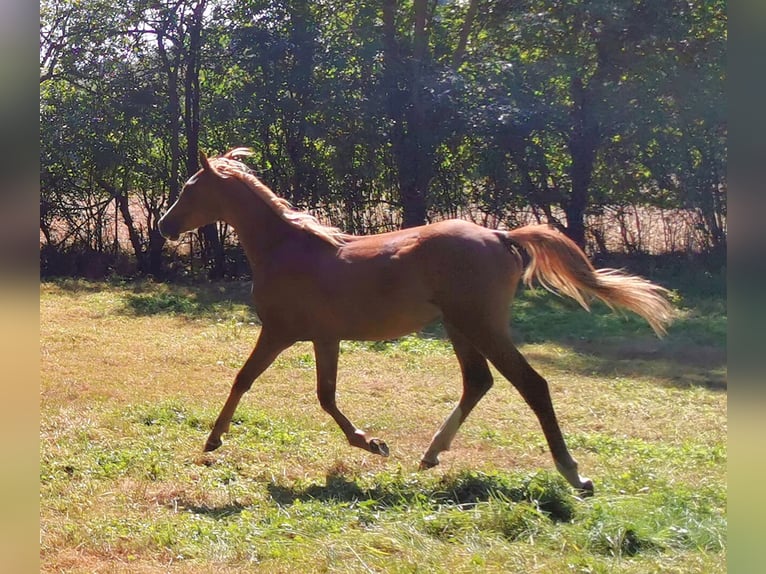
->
[505,224,674,337]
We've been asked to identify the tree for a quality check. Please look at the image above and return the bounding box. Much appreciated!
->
[41,0,222,277]
[40,0,726,278]
[460,0,725,249]
[635,0,727,252]
[379,0,474,228]
[40,0,160,273]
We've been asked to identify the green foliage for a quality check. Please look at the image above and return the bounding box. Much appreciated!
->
[341,335,452,356]
[579,489,726,557]
[124,291,202,316]
[40,0,726,278]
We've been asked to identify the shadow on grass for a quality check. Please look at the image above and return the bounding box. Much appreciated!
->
[119,283,726,392]
[118,282,722,395]
[180,502,250,520]
[49,277,258,320]
[523,336,727,392]
[420,300,726,392]
[120,281,256,319]
[267,469,577,522]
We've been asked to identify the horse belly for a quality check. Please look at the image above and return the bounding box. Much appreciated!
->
[320,260,441,340]
[337,298,440,341]
[324,274,440,340]
[252,263,439,341]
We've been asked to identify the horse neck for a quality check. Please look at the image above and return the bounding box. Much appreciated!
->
[218,179,300,269]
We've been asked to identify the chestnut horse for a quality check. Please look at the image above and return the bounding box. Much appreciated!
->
[159,148,673,495]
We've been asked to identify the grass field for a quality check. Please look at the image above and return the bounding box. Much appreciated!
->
[40,271,726,573]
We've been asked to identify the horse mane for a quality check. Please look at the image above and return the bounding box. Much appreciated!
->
[209,148,350,247]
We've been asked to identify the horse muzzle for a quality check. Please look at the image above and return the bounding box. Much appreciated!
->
[158,216,180,241]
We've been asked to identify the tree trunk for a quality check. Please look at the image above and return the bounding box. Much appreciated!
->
[565,77,599,249]
[184,0,205,178]
[452,0,479,69]
[200,225,225,279]
[181,0,224,279]
[381,0,431,229]
[157,28,181,208]
[565,151,590,249]
[285,0,316,205]
[147,227,166,278]
[97,177,148,273]
[399,172,429,229]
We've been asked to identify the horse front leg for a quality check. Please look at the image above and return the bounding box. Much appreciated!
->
[205,329,292,451]
[420,323,494,469]
[313,339,389,457]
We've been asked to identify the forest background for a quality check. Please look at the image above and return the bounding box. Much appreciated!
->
[40,0,726,279]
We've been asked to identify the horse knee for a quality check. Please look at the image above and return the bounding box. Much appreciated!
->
[477,371,494,394]
[233,373,254,393]
[467,365,494,395]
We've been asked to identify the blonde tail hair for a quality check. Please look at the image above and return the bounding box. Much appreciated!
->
[506,225,674,336]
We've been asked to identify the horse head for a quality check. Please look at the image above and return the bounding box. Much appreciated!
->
[158,150,228,241]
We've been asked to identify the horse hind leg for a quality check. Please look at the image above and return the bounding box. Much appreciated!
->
[420,324,494,469]
[313,340,389,457]
[479,331,594,495]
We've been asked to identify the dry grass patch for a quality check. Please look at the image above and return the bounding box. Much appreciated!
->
[40,279,726,573]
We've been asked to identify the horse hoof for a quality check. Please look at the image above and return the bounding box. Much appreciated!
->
[577,477,595,498]
[204,437,222,452]
[418,459,438,471]
[369,438,389,457]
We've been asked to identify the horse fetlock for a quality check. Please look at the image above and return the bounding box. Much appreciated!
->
[555,460,594,496]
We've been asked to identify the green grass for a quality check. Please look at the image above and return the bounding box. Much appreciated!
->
[40,276,726,573]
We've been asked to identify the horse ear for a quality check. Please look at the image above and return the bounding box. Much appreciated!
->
[199,150,211,171]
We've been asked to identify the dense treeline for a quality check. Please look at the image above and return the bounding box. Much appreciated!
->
[40,0,726,279]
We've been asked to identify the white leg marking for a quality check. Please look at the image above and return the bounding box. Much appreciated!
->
[555,458,593,492]
[422,405,463,465]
